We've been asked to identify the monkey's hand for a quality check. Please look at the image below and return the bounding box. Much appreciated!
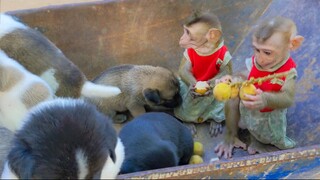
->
[242,89,266,109]
[214,137,246,159]
[190,84,212,97]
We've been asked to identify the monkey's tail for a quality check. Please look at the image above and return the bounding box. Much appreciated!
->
[81,81,121,98]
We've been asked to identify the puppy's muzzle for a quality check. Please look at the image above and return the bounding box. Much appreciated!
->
[160,93,182,108]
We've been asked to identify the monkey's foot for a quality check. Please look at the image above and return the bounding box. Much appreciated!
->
[183,122,197,136]
[209,121,223,137]
[113,114,128,124]
[248,136,280,155]
[214,137,246,159]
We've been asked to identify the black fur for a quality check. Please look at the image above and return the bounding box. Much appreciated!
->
[143,88,182,108]
[119,112,193,174]
[6,99,118,179]
[159,93,182,108]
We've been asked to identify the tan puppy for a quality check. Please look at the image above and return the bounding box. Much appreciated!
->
[87,64,182,123]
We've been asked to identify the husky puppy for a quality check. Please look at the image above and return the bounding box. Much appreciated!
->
[1,98,124,179]
[0,13,120,99]
[0,50,53,132]
[119,112,193,174]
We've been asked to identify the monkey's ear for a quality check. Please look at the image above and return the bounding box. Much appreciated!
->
[290,35,304,51]
[143,88,161,104]
[207,28,221,43]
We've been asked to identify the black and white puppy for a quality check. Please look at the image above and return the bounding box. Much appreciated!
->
[1,98,124,179]
[119,112,193,174]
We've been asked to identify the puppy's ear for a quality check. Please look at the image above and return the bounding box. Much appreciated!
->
[7,140,35,179]
[143,88,161,104]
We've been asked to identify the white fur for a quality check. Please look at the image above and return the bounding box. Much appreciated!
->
[40,68,59,94]
[0,50,53,131]
[0,14,27,38]
[75,149,88,179]
[81,81,121,98]
[1,161,18,179]
[20,98,80,128]
[100,138,125,179]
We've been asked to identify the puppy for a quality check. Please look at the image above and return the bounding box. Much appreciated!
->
[119,112,193,174]
[0,50,53,132]
[0,127,14,175]
[1,98,125,179]
[87,64,182,123]
[0,13,120,99]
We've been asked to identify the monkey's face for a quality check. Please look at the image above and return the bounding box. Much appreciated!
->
[252,32,290,70]
[179,23,209,49]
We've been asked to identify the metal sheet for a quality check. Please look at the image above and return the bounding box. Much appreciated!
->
[5,0,320,178]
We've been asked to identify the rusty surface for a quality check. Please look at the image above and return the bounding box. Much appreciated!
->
[4,0,320,178]
[7,0,271,80]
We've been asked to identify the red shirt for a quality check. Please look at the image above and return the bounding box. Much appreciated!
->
[188,45,229,81]
[248,56,296,112]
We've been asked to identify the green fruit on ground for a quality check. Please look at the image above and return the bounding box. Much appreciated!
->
[189,155,204,164]
[193,141,204,156]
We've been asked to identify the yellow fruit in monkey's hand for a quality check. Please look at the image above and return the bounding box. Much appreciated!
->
[213,83,231,101]
[230,85,240,99]
[239,83,256,100]
[189,155,204,164]
[194,81,210,95]
[193,141,204,156]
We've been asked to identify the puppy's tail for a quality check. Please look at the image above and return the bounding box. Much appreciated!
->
[81,81,121,98]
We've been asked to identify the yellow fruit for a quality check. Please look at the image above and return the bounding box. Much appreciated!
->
[193,141,204,156]
[213,83,231,101]
[194,81,210,95]
[239,83,256,100]
[230,85,240,99]
[189,155,204,164]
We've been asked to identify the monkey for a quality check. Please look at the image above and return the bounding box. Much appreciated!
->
[1,98,124,179]
[173,12,233,137]
[214,16,304,159]
[0,13,120,99]
[0,50,53,132]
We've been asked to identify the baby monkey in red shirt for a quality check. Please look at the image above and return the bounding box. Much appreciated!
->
[215,16,304,159]
[174,12,232,137]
